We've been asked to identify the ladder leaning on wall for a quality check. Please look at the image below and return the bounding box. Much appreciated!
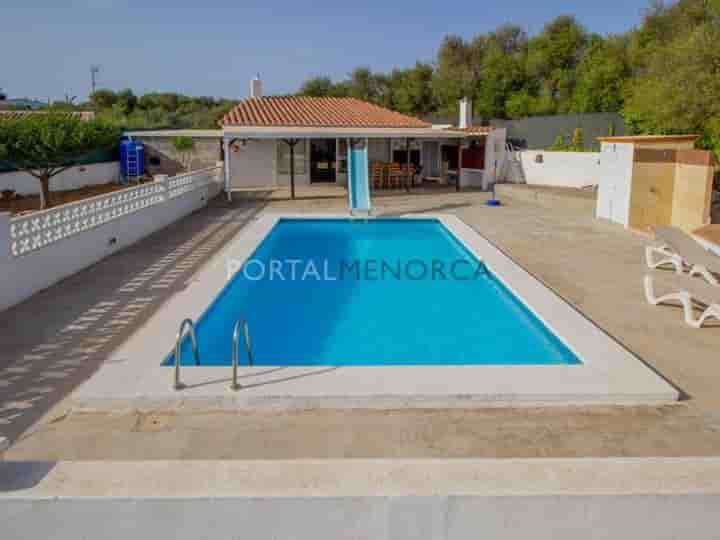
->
[500,143,525,184]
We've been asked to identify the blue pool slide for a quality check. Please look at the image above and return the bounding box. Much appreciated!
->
[348,142,372,214]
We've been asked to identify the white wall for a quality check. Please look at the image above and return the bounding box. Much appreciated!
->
[228,140,278,189]
[228,140,313,189]
[276,140,311,187]
[596,142,635,226]
[0,166,222,312]
[0,162,121,196]
[513,151,601,188]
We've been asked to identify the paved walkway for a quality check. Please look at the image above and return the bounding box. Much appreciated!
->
[0,197,268,443]
[3,186,720,458]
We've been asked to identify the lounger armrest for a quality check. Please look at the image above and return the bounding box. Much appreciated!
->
[645,245,683,273]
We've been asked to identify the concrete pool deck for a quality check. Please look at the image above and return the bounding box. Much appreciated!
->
[59,212,677,410]
[1,186,719,460]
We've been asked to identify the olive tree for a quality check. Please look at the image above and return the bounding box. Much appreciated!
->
[0,114,119,209]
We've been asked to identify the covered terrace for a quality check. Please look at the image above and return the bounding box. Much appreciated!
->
[220,96,506,201]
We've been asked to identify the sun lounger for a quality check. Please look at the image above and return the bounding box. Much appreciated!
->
[645,226,720,285]
[644,273,720,328]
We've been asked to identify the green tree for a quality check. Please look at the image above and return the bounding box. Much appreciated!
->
[505,90,533,118]
[157,93,180,113]
[432,35,474,116]
[0,115,119,208]
[115,89,138,115]
[391,63,435,116]
[526,16,589,113]
[572,35,629,113]
[473,26,527,120]
[347,67,377,102]
[297,76,349,98]
[90,89,117,109]
[623,4,720,157]
[137,93,162,110]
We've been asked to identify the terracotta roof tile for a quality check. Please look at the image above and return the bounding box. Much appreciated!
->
[221,97,430,128]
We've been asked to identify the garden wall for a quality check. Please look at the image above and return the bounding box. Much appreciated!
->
[510,150,601,188]
[0,161,121,196]
[0,164,223,312]
[491,112,625,151]
[126,131,223,177]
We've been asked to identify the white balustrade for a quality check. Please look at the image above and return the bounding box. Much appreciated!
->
[167,166,215,199]
[9,166,220,257]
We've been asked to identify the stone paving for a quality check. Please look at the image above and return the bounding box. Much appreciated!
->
[2,185,719,459]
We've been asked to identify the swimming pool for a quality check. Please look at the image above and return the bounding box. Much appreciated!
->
[168,218,580,366]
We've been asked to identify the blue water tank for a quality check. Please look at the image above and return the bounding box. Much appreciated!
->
[120,140,145,182]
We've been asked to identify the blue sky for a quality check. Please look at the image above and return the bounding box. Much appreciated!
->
[2,0,652,102]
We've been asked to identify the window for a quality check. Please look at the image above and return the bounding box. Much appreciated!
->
[277,140,307,175]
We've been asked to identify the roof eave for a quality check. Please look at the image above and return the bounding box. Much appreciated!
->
[222,126,466,139]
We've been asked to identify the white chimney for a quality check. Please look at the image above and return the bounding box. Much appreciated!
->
[250,73,263,99]
[459,97,473,129]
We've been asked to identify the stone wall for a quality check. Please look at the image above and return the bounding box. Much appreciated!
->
[132,135,223,177]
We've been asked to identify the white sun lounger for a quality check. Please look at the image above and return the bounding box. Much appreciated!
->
[644,273,720,328]
[645,226,720,285]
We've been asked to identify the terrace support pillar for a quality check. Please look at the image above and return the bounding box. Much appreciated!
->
[457,144,463,192]
[223,137,231,202]
[282,138,300,200]
[405,138,412,192]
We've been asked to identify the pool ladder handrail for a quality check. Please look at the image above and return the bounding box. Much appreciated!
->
[231,319,253,390]
[174,318,199,390]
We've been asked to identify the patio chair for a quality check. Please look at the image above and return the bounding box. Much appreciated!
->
[644,273,720,328]
[401,164,417,187]
[387,163,403,189]
[645,226,720,285]
[370,162,385,190]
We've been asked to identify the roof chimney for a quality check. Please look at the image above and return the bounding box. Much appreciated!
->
[250,73,263,99]
[459,97,473,129]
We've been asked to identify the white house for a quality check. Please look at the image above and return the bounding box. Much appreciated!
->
[219,79,506,197]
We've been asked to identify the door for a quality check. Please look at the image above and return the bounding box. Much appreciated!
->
[310,139,337,182]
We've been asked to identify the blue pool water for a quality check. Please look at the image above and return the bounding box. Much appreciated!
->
[167,219,580,366]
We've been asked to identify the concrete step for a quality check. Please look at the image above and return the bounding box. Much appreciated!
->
[495,183,597,212]
[2,458,720,539]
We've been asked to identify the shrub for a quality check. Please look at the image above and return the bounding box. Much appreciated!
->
[172,136,196,170]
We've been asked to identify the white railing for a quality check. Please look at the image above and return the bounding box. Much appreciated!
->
[168,166,217,199]
[9,165,220,257]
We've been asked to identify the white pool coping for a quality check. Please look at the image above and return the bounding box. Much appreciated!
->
[70,212,678,410]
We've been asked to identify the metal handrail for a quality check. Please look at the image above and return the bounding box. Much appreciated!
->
[230,319,253,390]
[174,318,199,390]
